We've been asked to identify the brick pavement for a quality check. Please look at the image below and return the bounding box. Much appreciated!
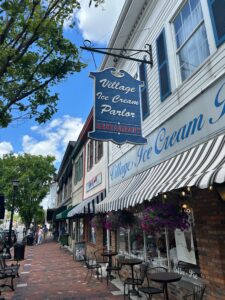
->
[0,239,125,300]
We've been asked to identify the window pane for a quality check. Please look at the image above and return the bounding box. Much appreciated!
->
[174,0,209,81]
[119,228,129,253]
[179,24,209,81]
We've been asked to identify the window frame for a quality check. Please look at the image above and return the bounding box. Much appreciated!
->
[74,153,83,185]
[87,140,94,172]
[95,141,103,164]
[172,0,210,82]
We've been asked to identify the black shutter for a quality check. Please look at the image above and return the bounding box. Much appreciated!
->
[156,29,171,101]
[0,195,5,219]
[208,0,225,47]
[139,61,150,119]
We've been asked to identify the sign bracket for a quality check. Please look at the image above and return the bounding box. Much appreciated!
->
[80,40,153,67]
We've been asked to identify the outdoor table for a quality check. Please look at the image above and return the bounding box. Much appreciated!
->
[118,257,142,296]
[148,271,182,300]
[101,250,118,280]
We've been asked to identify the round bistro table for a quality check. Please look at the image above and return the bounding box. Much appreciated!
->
[101,251,118,280]
[118,258,143,296]
[148,272,182,300]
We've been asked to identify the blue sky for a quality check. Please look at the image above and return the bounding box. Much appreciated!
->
[0,0,125,168]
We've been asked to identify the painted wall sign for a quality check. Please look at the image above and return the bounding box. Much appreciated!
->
[109,77,225,186]
[88,68,147,145]
[86,172,102,192]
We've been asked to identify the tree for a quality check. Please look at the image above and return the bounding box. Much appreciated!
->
[0,153,56,229]
[89,0,105,7]
[0,0,86,127]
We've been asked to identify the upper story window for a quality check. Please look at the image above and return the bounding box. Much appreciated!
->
[87,140,94,171]
[173,0,210,81]
[95,141,103,164]
[139,61,150,119]
[74,153,83,185]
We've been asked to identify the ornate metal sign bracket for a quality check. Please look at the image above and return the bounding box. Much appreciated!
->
[80,40,153,67]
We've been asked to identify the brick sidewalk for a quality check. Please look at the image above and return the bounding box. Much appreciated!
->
[1,239,124,300]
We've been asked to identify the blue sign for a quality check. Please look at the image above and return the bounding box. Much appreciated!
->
[88,68,147,145]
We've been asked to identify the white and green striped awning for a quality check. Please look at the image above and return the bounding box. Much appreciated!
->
[96,133,225,212]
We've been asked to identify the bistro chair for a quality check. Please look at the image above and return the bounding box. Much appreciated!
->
[138,266,167,299]
[124,263,148,299]
[183,284,206,300]
[83,254,103,283]
[94,247,109,264]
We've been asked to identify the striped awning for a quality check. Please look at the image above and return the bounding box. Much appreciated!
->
[97,133,225,212]
[68,190,106,217]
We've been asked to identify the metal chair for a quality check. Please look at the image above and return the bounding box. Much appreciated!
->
[93,247,108,264]
[83,254,102,283]
[124,263,148,299]
[183,284,206,300]
[138,266,167,299]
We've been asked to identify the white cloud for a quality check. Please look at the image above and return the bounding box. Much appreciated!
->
[65,0,125,45]
[22,115,84,165]
[0,142,13,157]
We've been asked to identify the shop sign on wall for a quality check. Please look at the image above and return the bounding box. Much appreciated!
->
[86,173,102,192]
[88,68,147,145]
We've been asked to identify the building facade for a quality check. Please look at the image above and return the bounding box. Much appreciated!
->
[95,0,225,299]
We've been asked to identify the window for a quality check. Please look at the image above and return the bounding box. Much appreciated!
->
[139,61,150,119]
[87,140,94,171]
[208,0,225,47]
[95,141,103,163]
[156,29,171,101]
[173,0,210,81]
[76,218,84,242]
[118,214,144,259]
[88,216,96,244]
[74,154,83,184]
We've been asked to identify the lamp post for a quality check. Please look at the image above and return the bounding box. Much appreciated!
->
[8,179,19,248]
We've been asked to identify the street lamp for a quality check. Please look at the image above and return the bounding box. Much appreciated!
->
[8,179,19,248]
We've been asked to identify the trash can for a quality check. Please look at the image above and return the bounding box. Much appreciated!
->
[60,233,69,246]
[26,234,34,246]
[14,243,25,260]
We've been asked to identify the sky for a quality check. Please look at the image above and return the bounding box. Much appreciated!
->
[0,0,125,168]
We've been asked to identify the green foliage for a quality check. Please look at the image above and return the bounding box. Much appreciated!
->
[89,0,105,7]
[0,153,56,228]
[0,0,86,127]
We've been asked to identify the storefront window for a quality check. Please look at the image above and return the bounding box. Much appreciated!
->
[118,215,144,259]
[88,217,96,244]
[76,218,84,242]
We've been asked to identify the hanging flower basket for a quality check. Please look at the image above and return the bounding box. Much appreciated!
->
[104,211,138,231]
[90,215,106,229]
[141,201,190,234]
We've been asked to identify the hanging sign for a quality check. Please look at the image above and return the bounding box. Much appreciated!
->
[88,68,147,145]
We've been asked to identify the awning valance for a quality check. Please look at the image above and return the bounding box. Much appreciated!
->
[52,206,66,221]
[55,205,76,220]
[97,133,225,212]
[68,190,106,217]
